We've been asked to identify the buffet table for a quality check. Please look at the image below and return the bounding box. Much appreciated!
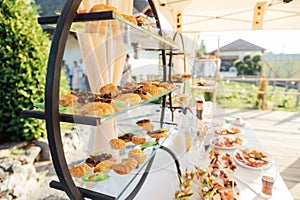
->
[87,104,294,199]
[107,119,293,199]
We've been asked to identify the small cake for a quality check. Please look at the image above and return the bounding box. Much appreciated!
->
[94,159,116,173]
[142,83,161,96]
[113,158,138,175]
[69,163,89,178]
[128,149,146,164]
[131,136,146,145]
[136,119,154,131]
[109,138,126,150]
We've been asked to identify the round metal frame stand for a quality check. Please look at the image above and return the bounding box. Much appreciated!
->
[43,0,181,199]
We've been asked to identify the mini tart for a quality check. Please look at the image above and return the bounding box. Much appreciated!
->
[109,138,126,150]
[113,158,138,175]
[131,136,146,145]
[147,129,168,139]
[94,159,116,173]
[128,149,146,164]
[81,102,114,117]
[69,163,89,178]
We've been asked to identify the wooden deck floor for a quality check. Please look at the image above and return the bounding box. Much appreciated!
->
[224,109,300,200]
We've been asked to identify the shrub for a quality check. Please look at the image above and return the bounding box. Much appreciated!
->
[0,0,50,142]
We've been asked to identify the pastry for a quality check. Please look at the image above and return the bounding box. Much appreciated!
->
[81,102,114,117]
[109,138,126,150]
[131,136,146,145]
[69,163,89,178]
[136,119,154,131]
[59,93,78,107]
[85,153,113,168]
[142,83,161,96]
[99,83,120,98]
[128,149,146,164]
[147,129,168,139]
[120,14,138,25]
[116,93,141,106]
[118,133,135,143]
[113,158,138,175]
[90,4,118,13]
[94,159,116,173]
[158,82,174,90]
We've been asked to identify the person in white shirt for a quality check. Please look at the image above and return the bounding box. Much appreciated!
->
[79,58,87,90]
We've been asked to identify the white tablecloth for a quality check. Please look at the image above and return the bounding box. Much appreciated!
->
[91,122,293,200]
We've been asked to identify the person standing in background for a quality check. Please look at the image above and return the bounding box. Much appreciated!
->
[79,58,87,91]
[61,60,72,89]
[71,60,81,91]
[120,54,132,86]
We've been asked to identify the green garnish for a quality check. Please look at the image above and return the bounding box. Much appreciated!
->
[140,141,157,149]
[81,172,110,182]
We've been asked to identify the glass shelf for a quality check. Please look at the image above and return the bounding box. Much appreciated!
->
[38,11,178,50]
[22,88,176,126]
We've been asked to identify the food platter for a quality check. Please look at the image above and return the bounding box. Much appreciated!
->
[233,148,273,170]
[211,136,246,150]
[214,126,244,136]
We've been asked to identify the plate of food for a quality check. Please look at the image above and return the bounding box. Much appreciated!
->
[211,136,246,150]
[215,126,243,135]
[233,148,273,169]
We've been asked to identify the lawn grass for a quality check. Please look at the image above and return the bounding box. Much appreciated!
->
[215,80,300,112]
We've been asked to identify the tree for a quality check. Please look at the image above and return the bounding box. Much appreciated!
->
[0,0,50,142]
[234,54,263,76]
[196,40,207,57]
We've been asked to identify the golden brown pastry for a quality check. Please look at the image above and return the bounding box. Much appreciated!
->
[59,94,78,107]
[120,14,138,25]
[81,102,114,117]
[109,138,126,150]
[142,83,161,96]
[158,82,175,90]
[131,136,146,145]
[69,163,89,178]
[99,83,120,98]
[147,129,168,139]
[94,159,116,173]
[128,149,146,164]
[113,158,138,175]
[90,4,118,13]
[123,82,138,90]
[136,119,154,131]
[116,93,141,106]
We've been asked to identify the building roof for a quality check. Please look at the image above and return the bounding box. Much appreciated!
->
[211,39,266,54]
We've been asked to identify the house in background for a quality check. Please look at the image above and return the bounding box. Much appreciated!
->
[211,39,266,75]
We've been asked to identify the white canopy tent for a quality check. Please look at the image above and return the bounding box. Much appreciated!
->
[153,0,300,33]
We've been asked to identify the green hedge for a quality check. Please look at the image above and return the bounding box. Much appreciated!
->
[0,0,50,142]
